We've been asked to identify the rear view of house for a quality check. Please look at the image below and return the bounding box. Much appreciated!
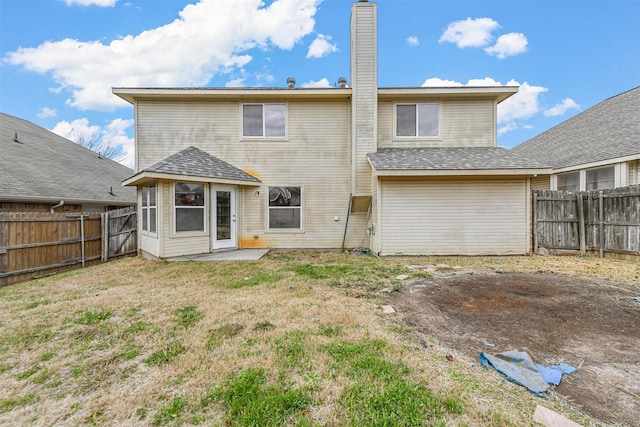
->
[114,0,549,259]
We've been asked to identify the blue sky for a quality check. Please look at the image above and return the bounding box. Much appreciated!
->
[2,0,639,169]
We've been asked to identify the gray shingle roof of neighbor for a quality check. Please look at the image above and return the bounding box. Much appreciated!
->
[142,146,261,183]
[0,113,136,205]
[512,86,640,169]
[367,147,549,170]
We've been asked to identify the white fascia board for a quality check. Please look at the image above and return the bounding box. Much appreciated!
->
[123,171,261,187]
[371,168,552,177]
[553,154,640,173]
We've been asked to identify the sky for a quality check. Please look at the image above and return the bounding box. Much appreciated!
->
[1,0,639,170]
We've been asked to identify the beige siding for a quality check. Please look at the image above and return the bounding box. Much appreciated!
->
[351,1,377,195]
[531,174,551,190]
[135,100,365,253]
[377,99,496,148]
[379,179,528,255]
[628,160,640,185]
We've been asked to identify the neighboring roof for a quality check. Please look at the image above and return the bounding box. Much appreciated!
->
[123,146,261,186]
[512,86,640,169]
[0,113,136,206]
[367,147,550,176]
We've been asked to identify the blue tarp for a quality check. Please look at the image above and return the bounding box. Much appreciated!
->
[479,350,577,396]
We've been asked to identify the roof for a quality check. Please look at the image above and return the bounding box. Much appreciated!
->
[512,86,640,169]
[112,85,517,104]
[123,146,261,186]
[367,147,550,176]
[0,113,136,206]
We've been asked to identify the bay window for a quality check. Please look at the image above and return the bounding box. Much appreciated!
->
[141,184,156,234]
[175,182,205,233]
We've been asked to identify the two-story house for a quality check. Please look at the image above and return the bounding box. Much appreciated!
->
[115,0,549,259]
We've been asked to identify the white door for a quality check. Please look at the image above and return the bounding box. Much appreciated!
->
[212,186,237,250]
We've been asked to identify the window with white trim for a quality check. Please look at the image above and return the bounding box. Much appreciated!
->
[141,184,156,234]
[556,172,579,191]
[586,166,614,190]
[243,103,286,137]
[396,103,439,137]
[174,182,205,233]
[268,186,301,230]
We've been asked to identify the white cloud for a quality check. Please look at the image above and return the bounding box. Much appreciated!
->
[439,17,500,48]
[544,98,579,117]
[497,121,518,136]
[37,107,57,118]
[406,36,419,46]
[225,78,246,88]
[306,34,338,58]
[51,117,135,168]
[421,77,463,87]
[300,77,331,88]
[484,32,528,59]
[5,0,321,111]
[65,0,117,6]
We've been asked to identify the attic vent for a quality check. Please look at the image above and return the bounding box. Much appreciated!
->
[287,77,296,88]
[338,77,347,88]
[13,132,22,144]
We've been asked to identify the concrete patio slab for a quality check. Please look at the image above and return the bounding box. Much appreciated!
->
[167,249,269,262]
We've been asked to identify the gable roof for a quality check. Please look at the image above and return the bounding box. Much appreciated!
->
[512,86,640,169]
[123,146,261,186]
[0,113,136,206]
[368,147,550,176]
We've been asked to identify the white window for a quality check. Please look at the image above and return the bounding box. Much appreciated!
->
[141,184,156,234]
[396,103,439,137]
[586,166,614,190]
[268,186,301,230]
[557,172,579,191]
[174,182,206,233]
[243,104,286,137]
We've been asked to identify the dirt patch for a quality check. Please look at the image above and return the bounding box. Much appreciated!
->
[392,271,640,426]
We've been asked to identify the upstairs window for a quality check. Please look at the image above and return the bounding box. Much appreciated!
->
[268,186,301,230]
[174,182,205,233]
[396,103,439,137]
[243,103,286,137]
[141,184,156,234]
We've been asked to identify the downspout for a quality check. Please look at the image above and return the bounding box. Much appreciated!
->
[50,200,65,213]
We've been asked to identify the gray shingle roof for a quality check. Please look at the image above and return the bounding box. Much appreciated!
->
[142,146,261,183]
[512,86,640,168]
[367,147,549,171]
[0,113,136,205]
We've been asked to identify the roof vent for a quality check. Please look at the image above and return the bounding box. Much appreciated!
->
[13,132,22,144]
[287,77,296,89]
[338,77,347,88]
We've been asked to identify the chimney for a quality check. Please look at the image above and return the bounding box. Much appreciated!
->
[350,0,377,196]
[287,77,296,88]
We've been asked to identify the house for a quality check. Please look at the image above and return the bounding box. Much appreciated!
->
[0,113,136,213]
[114,0,549,258]
[512,86,640,191]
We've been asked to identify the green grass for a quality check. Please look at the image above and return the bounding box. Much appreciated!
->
[75,310,113,325]
[0,393,38,414]
[145,341,185,366]
[154,396,187,426]
[202,368,312,427]
[174,305,204,329]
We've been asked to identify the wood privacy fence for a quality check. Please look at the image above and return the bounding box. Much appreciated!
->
[533,185,640,259]
[0,206,137,287]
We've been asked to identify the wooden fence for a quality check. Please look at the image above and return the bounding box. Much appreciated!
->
[533,185,640,259]
[0,207,137,287]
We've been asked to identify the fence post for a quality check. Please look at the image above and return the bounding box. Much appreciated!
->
[577,192,586,255]
[101,212,108,262]
[599,191,604,258]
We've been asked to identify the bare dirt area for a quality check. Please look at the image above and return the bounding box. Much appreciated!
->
[392,270,640,426]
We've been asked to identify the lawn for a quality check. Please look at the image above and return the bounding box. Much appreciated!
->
[0,251,636,426]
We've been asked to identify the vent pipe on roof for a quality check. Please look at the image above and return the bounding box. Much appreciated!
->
[287,77,296,88]
[338,77,347,88]
[13,132,22,144]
